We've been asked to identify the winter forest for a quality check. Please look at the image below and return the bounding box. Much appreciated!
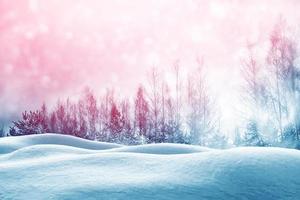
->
[2,19,300,149]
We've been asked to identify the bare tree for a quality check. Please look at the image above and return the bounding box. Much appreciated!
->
[186,58,215,145]
[147,67,162,143]
[173,60,182,127]
[241,43,265,115]
[120,98,135,144]
[240,43,268,145]
[134,85,149,143]
[77,99,88,138]
[267,19,298,141]
[98,88,114,141]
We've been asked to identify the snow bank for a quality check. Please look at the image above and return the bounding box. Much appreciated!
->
[0,134,300,200]
[0,133,122,154]
[108,143,211,154]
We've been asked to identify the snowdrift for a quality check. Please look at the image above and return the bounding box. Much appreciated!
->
[0,134,300,200]
[0,133,122,154]
[108,143,211,154]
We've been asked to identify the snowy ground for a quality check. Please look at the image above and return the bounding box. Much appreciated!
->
[0,134,300,200]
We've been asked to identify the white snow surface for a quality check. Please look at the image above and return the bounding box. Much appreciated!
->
[0,134,300,200]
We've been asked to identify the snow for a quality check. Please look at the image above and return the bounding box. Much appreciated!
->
[0,133,122,154]
[108,143,212,154]
[0,134,300,200]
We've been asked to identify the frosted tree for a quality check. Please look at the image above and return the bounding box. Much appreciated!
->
[234,127,242,146]
[98,89,114,141]
[240,43,267,145]
[49,111,58,133]
[40,103,49,133]
[267,19,299,142]
[173,60,183,131]
[120,99,136,144]
[282,124,298,147]
[9,110,46,135]
[158,81,167,143]
[77,99,88,138]
[9,103,51,136]
[58,99,79,136]
[170,61,185,143]
[0,124,5,137]
[241,44,266,116]
[206,117,228,148]
[109,102,122,143]
[147,68,162,143]
[83,88,98,140]
[134,86,149,143]
[186,58,215,145]
[68,102,79,136]
[164,83,185,143]
[54,100,66,134]
[244,120,264,146]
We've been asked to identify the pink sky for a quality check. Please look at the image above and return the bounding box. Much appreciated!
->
[1,0,300,128]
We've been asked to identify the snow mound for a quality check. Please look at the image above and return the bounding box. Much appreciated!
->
[0,135,300,199]
[0,144,96,162]
[0,134,208,155]
[108,143,211,154]
[0,133,122,154]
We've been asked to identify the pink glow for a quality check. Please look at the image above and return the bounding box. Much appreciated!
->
[1,0,300,128]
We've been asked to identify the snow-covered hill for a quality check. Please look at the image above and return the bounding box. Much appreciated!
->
[0,134,300,200]
[0,133,122,154]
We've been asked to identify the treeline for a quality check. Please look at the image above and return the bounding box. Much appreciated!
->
[5,19,300,149]
[8,63,226,147]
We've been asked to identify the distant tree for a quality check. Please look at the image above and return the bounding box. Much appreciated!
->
[134,86,149,143]
[241,43,267,115]
[51,99,77,136]
[77,99,88,138]
[266,19,298,141]
[40,103,49,133]
[206,118,228,148]
[240,43,266,145]
[98,100,107,141]
[55,100,66,134]
[0,124,5,137]
[158,81,167,143]
[109,102,122,143]
[163,83,184,143]
[186,58,215,145]
[67,102,79,136]
[147,68,162,143]
[282,124,298,148]
[98,89,114,141]
[243,120,265,146]
[120,99,136,144]
[208,132,228,149]
[9,110,46,136]
[83,88,98,140]
[173,60,183,132]
[49,111,58,133]
[234,127,242,146]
